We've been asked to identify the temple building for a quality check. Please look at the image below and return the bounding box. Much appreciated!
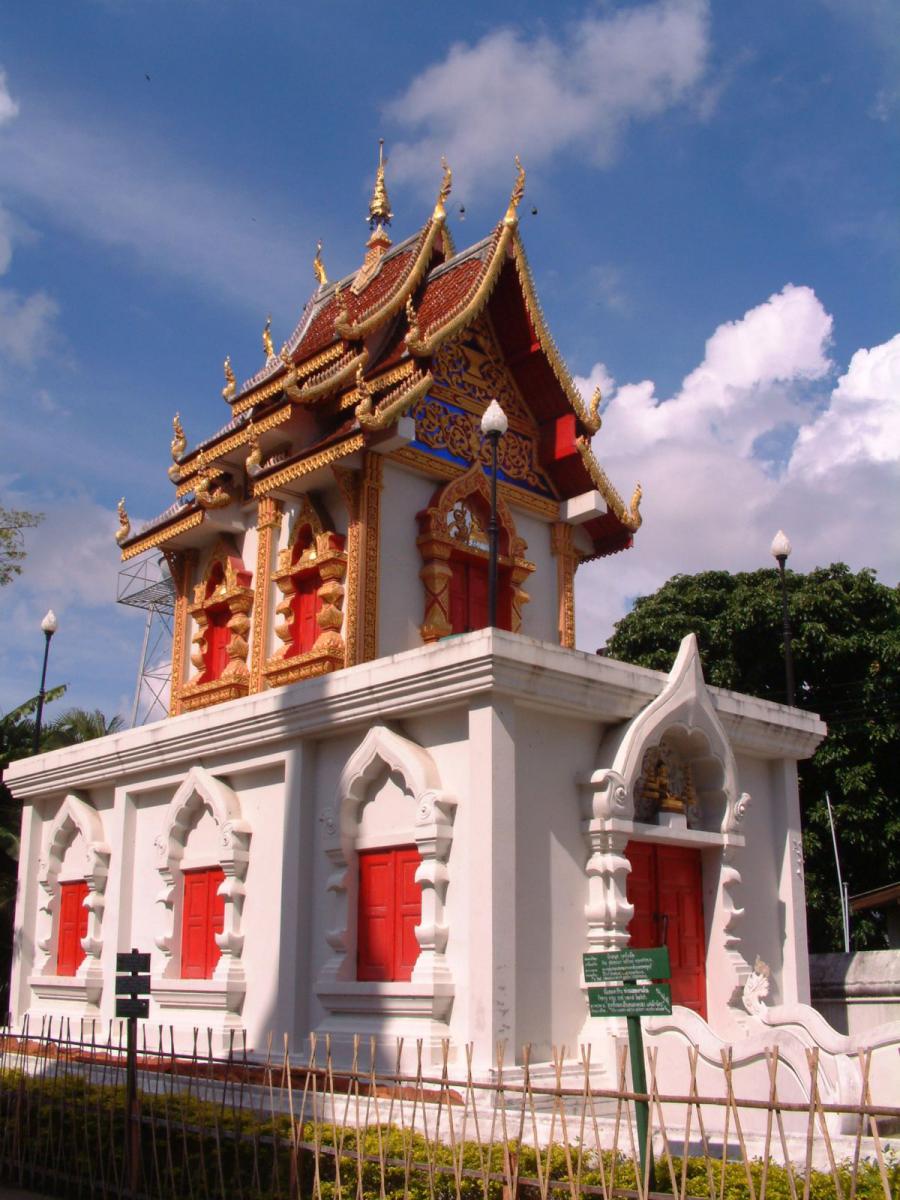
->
[12,151,894,1108]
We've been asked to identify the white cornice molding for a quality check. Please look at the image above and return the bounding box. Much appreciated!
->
[5,630,826,801]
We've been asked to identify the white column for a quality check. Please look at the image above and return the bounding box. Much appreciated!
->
[10,804,41,1024]
[466,694,517,1069]
[772,759,811,1005]
[265,746,309,1044]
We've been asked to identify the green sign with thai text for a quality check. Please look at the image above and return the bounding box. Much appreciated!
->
[587,983,672,1018]
[583,947,670,983]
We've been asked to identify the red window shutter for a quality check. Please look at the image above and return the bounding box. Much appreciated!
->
[394,848,423,981]
[625,841,657,951]
[181,867,225,979]
[357,847,422,981]
[57,880,89,976]
[449,559,468,634]
[467,561,489,631]
[204,607,231,681]
[291,573,322,655]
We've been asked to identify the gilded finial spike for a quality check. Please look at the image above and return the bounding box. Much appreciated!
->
[505,155,526,224]
[115,497,131,546]
[222,356,236,401]
[334,283,350,326]
[630,482,643,523]
[262,315,274,359]
[246,436,262,476]
[313,239,328,286]
[433,156,452,221]
[368,138,393,230]
[405,294,421,347]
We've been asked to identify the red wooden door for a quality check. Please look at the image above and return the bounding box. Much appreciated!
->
[626,842,707,1018]
[181,867,225,979]
[204,607,231,681]
[449,557,511,633]
[57,880,89,976]
[291,573,322,654]
[357,846,422,981]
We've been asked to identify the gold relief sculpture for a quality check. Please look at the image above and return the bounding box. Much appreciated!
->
[115,498,131,546]
[180,541,254,712]
[332,465,361,668]
[313,240,328,286]
[168,550,195,716]
[245,438,262,476]
[550,522,576,649]
[262,315,275,360]
[358,454,383,664]
[222,356,236,401]
[416,463,534,643]
[195,473,232,509]
[432,313,534,427]
[249,497,281,693]
[263,495,348,688]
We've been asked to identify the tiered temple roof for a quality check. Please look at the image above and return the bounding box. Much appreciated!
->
[119,153,641,562]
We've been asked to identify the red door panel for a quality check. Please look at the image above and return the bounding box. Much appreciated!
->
[291,574,322,655]
[204,608,231,681]
[626,841,707,1018]
[57,880,89,976]
[357,846,423,981]
[181,867,225,979]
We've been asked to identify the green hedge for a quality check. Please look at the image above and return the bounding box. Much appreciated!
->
[0,1070,894,1200]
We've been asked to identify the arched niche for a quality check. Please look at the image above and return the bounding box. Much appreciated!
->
[152,766,251,1010]
[181,538,254,711]
[35,793,110,990]
[317,723,456,1014]
[583,634,751,969]
[416,462,534,641]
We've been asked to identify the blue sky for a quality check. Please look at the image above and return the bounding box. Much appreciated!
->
[1,0,897,721]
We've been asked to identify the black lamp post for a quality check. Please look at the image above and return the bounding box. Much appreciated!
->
[33,609,58,754]
[770,530,795,707]
[480,399,508,628]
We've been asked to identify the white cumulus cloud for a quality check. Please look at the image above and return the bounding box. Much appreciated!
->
[0,69,19,127]
[574,287,898,649]
[385,0,711,195]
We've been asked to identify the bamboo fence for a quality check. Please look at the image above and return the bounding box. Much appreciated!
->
[0,1017,896,1200]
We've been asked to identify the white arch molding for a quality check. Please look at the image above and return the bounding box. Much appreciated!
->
[583,634,752,987]
[32,793,110,1010]
[152,765,251,1018]
[317,722,457,1022]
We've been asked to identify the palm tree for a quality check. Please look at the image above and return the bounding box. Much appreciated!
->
[46,708,124,747]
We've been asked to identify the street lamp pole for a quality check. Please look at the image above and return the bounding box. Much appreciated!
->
[770,531,795,707]
[480,399,509,629]
[33,609,58,754]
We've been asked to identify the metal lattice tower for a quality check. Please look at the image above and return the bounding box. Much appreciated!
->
[117,556,176,727]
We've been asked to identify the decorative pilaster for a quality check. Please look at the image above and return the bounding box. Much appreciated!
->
[550,521,576,648]
[167,550,196,717]
[332,466,361,668]
[583,770,634,952]
[249,497,281,693]
[418,543,453,641]
[359,452,383,663]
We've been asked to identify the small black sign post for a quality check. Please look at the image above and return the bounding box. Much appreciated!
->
[583,948,672,1181]
[116,950,151,1194]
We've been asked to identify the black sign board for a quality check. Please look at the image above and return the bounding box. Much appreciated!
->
[115,997,150,1020]
[117,951,151,973]
[115,974,151,997]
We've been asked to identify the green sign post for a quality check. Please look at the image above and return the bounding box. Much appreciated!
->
[583,948,672,1179]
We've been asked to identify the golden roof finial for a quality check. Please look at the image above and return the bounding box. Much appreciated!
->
[587,385,603,435]
[368,138,393,230]
[313,239,328,286]
[505,154,526,225]
[171,412,186,462]
[404,294,421,347]
[262,315,274,359]
[115,497,131,546]
[630,482,643,526]
[222,356,236,400]
[334,283,350,327]
[433,156,452,221]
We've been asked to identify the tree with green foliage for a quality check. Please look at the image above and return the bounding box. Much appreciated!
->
[0,506,43,586]
[605,563,899,953]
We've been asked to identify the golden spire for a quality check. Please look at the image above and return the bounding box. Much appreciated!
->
[368,139,393,230]
[262,315,274,359]
[505,155,526,225]
[222,356,236,400]
[587,385,603,434]
[433,156,452,221]
[313,240,328,286]
[171,412,186,461]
